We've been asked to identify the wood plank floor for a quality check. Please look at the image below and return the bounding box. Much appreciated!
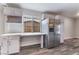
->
[15,38,79,55]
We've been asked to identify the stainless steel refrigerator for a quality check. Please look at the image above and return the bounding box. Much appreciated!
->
[41,16,61,48]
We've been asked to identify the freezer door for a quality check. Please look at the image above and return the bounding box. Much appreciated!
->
[54,24,61,47]
[45,25,60,48]
[45,32,55,48]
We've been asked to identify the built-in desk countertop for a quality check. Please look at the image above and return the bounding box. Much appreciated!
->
[0,32,46,36]
[0,32,46,55]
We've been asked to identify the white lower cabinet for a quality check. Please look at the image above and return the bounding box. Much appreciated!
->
[1,38,8,55]
[8,38,20,54]
[1,36,20,55]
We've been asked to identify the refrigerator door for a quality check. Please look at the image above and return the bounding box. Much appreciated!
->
[45,32,55,48]
[46,32,60,48]
[45,23,60,48]
[54,23,61,47]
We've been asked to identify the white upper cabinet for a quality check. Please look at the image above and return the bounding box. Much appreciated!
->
[3,7,22,16]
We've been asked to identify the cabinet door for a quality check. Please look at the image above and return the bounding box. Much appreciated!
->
[8,36,20,54]
[4,7,15,16]
[4,7,22,16]
[1,37,8,55]
[14,8,22,16]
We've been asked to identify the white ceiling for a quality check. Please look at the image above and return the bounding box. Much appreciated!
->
[7,3,79,18]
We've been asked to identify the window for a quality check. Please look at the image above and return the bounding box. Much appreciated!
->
[23,16,40,32]
[33,21,40,32]
[24,21,33,32]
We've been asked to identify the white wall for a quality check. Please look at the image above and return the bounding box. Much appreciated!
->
[63,17,75,39]
[23,9,42,17]
[5,23,22,33]
[75,19,79,38]
[66,18,79,39]
[21,36,41,46]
